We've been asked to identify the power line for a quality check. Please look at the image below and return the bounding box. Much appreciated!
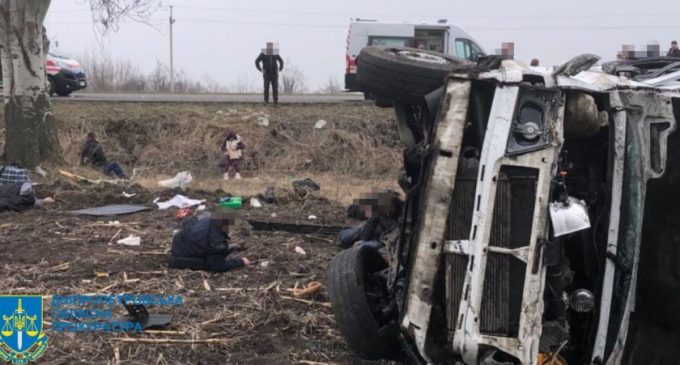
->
[172,5,680,20]
[176,18,348,29]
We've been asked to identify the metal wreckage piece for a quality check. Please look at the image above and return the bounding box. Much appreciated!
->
[397,56,678,365]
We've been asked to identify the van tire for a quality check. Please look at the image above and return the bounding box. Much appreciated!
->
[357,46,467,104]
[327,248,403,361]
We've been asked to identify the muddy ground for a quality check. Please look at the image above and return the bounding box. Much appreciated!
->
[0,101,401,364]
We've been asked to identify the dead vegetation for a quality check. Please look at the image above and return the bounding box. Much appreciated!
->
[48,102,401,182]
[0,101,400,364]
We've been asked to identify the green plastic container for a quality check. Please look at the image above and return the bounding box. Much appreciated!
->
[218,196,243,209]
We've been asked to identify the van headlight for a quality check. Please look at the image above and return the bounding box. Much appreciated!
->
[569,289,595,313]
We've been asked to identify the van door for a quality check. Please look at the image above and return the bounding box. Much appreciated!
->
[454,38,484,61]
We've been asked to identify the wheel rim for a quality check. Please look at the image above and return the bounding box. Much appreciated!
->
[393,50,449,65]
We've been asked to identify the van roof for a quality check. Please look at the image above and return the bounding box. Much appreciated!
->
[350,19,464,29]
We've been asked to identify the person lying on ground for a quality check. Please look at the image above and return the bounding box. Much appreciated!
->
[80,132,128,179]
[169,209,251,272]
[0,182,55,213]
[220,129,245,180]
[0,163,31,185]
[337,190,402,251]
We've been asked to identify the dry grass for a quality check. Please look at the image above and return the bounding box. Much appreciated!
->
[53,102,400,179]
[1,101,402,204]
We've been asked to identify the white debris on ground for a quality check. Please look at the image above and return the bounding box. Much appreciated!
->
[154,195,205,209]
[158,171,193,190]
[314,119,327,129]
[117,235,141,246]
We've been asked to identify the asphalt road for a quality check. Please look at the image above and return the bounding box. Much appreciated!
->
[58,92,366,104]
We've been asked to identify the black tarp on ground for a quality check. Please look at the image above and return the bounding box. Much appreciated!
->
[68,204,150,216]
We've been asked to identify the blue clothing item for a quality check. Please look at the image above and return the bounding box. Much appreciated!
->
[336,222,366,249]
[103,161,127,179]
[170,215,244,272]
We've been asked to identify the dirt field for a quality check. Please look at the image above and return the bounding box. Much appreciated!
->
[0,101,401,364]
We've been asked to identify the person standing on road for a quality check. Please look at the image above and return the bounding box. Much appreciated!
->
[220,129,245,180]
[667,41,680,57]
[255,42,284,105]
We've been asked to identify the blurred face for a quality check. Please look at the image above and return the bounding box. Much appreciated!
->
[363,205,373,218]
[215,209,238,230]
[673,42,678,50]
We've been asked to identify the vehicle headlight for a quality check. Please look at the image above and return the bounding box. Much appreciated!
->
[56,60,70,69]
[569,289,595,313]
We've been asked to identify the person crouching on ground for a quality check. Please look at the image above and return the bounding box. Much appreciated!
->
[169,208,251,272]
[220,129,245,180]
[0,182,55,213]
[81,132,128,179]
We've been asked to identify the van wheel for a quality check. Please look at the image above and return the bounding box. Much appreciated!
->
[47,76,56,96]
[327,247,404,361]
[357,46,469,104]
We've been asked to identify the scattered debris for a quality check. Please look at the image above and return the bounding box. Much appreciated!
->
[158,171,193,190]
[50,262,71,272]
[155,195,204,210]
[307,215,318,220]
[292,178,320,191]
[257,115,270,127]
[218,196,242,209]
[294,246,307,255]
[260,260,270,268]
[250,198,262,208]
[122,192,137,198]
[292,281,322,299]
[175,208,193,219]
[263,187,277,204]
[314,119,328,129]
[35,166,47,177]
[117,235,141,246]
[69,205,151,216]
[58,169,122,185]
[247,219,348,235]
[270,212,278,218]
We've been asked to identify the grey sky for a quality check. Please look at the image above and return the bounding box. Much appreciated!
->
[45,0,680,91]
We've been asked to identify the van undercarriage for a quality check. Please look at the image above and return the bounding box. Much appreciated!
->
[328,52,680,365]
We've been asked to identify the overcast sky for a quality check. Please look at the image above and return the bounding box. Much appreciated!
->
[45,0,680,91]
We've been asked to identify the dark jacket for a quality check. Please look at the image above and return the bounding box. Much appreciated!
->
[81,139,108,168]
[0,182,36,213]
[171,215,244,272]
[360,214,398,242]
[255,53,284,75]
[668,48,680,57]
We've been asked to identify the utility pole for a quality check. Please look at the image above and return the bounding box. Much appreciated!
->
[169,5,175,92]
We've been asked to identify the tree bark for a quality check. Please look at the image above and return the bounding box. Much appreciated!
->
[0,0,61,168]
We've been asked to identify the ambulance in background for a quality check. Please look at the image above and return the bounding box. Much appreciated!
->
[345,19,486,91]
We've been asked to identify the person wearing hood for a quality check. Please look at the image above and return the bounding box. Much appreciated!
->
[220,130,245,180]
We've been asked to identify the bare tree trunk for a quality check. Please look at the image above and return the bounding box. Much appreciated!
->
[0,0,61,168]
